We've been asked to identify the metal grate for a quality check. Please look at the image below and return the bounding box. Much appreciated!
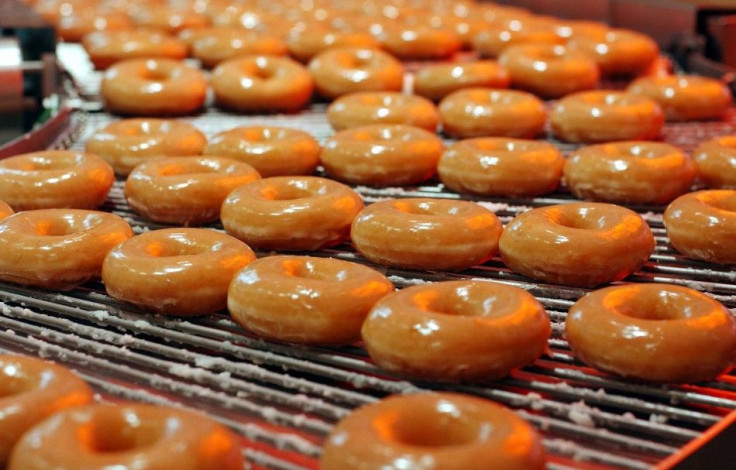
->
[0,43,734,469]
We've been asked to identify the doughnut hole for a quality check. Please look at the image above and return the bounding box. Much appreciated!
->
[380,399,484,447]
[411,282,524,319]
[607,287,715,320]
[79,410,168,453]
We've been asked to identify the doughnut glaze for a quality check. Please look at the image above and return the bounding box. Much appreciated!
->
[362,280,551,381]
[664,190,736,264]
[413,61,511,102]
[0,200,12,220]
[569,28,659,76]
[322,392,546,470]
[287,27,380,63]
[326,92,439,132]
[499,203,655,287]
[351,198,502,271]
[190,28,287,68]
[308,47,404,99]
[228,255,394,345]
[0,209,133,289]
[627,75,732,121]
[0,151,114,210]
[566,284,736,382]
[378,25,461,60]
[693,136,736,188]
[82,29,187,70]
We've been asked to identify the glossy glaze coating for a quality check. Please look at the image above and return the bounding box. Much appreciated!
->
[191,28,286,68]
[8,403,243,470]
[566,284,736,382]
[362,281,550,381]
[0,209,133,289]
[0,200,12,220]
[228,255,394,345]
[439,88,546,138]
[0,151,114,210]
[101,58,206,116]
[499,44,599,98]
[0,355,93,465]
[125,156,261,225]
[551,90,664,143]
[322,392,546,470]
[438,138,564,196]
[472,23,563,58]
[378,25,461,60]
[693,136,736,188]
[221,176,363,250]
[287,27,380,63]
[86,118,207,175]
[413,60,511,102]
[564,141,696,205]
[627,75,732,121]
[351,198,502,271]
[499,202,655,287]
[56,11,132,42]
[308,46,404,99]
[568,28,659,76]
[664,190,736,264]
[131,5,210,34]
[321,124,443,186]
[326,92,439,131]
[211,55,313,113]
[82,30,187,70]
[103,228,254,315]
[204,126,320,177]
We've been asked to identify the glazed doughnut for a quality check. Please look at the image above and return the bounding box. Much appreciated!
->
[322,392,546,470]
[564,142,696,205]
[287,26,380,63]
[351,198,502,271]
[125,156,261,226]
[472,24,563,59]
[627,75,732,122]
[326,92,439,132]
[413,60,511,102]
[438,138,564,197]
[551,90,664,143]
[439,88,546,138]
[0,209,133,289]
[321,124,443,186]
[308,47,404,99]
[499,202,655,287]
[56,11,132,42]
[362,280,551,381]
[499,44,599,98]
[86,118,207,175]
[82,30,187,70]
[191,28,287,68]
[0,150,114,210]
[102,228,255,315]
[221,176,363,251]
[0,200,12,220]
[378,25,461,60]
[693,136,736,188]
[211,56,314,113]
[228,255,394,345]
[8,403,243,469]
[664,190,736,264]
[569,28,659,76]
[566,284,736,382]
[204,126,320,177]
[101,58,207,116]
[130,6,210,34]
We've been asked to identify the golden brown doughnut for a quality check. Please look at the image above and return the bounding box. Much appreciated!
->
[308,46,404,99]
[228,255,394,345]
[326,92,439,131]
[130,6,210,34]
[438,138,564,196]
[322,392,546,470]
[550,90,664,143]
[211,56,314,113]
[569,28,659,76]
[8,403,243,469]
[321,124,443,186]
[564,142,696,205]
[125,156,261,226]
[0,151,114,210]
[82,29,187,70]
[472,23,563,59]
[0,209,133,289]
[664,190,736,264]
[0,354,93,466]
[439,88,546,138]
[191,28,287,68]
[693,136,736,188]
[102,228,255,315]
[204,126,320,177]
[56,11,132,42]
[221,176,363,251]
[86,118,207,175]
[499,202,655,287]
[627,75,732,122]
[362,280,551,381]
[351,198,502,271]
[566,284,736,382]
[413,60,511,102]
[378,25,461,60]
[287,26,380,63]
[101,58,207,116]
